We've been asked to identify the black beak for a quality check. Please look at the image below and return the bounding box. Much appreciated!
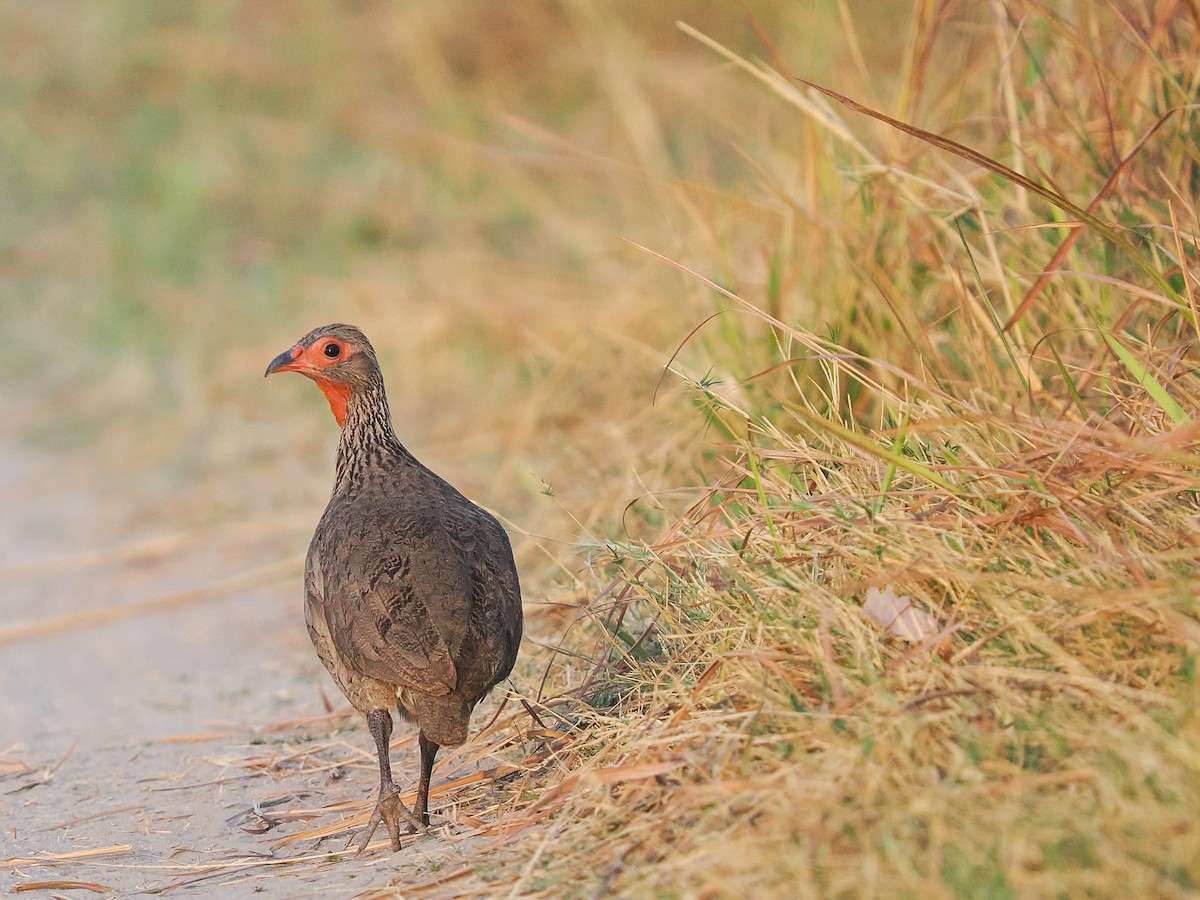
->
[265,347,301,377]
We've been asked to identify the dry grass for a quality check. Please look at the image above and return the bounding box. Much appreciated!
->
[4,0,1200,896]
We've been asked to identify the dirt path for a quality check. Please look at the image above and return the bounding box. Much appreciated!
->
[0,423,518,896]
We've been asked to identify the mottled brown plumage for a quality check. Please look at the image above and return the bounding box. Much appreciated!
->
[266,323,522,852]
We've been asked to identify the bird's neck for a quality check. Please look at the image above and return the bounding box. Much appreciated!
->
[333,374,413,490]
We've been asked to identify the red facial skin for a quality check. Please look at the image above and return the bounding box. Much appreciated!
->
[266,337,356,427]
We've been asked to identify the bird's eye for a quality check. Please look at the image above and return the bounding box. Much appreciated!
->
[323,342,342,359]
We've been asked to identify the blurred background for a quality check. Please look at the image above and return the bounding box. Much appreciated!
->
[0,0,944,536]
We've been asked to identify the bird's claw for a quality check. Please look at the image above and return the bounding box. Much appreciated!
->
[355,785,425,854]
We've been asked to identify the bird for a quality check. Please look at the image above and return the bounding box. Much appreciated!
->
[265,323,523,852]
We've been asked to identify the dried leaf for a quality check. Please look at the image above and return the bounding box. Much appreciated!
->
[862,587,938,643]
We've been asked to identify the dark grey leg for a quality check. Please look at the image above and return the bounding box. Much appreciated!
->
[356,708,424,853]
[415,731,440,825]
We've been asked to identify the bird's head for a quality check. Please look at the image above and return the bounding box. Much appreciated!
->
[264,323,380,427]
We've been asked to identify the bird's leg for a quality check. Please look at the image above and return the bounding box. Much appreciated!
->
[415,731,440,826]
[356,708,424,853]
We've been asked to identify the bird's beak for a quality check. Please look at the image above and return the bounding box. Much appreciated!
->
[265,344,304,377]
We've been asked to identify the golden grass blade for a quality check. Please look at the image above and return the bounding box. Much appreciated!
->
[147,732,236,745]
[35,804,145,834]
[586,758,685,785]
[11,881,114,894]
[1,845,132,867]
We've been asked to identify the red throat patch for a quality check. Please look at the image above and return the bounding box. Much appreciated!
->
[315,378,351,427]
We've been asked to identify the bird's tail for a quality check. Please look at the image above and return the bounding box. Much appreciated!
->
[399,694,470,747]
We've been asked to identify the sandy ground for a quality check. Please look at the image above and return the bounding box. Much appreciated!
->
[0,418,516,897]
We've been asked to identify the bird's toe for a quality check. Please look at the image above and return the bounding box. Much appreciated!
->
[357,787,424,854]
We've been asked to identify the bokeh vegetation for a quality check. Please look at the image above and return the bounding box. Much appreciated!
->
[4,1,1200,896]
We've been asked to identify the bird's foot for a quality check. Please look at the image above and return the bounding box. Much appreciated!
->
[356,784,425,854]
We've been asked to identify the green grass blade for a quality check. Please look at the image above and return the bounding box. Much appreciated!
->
[1102,332,1189,424]
[1048,342,1088,419]
[792,405,959,493]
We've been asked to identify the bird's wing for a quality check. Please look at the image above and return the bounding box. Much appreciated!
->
[317,510,472,696]
[464,512,524,690]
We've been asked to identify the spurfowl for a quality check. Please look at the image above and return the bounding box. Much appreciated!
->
[265,323,523,852]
